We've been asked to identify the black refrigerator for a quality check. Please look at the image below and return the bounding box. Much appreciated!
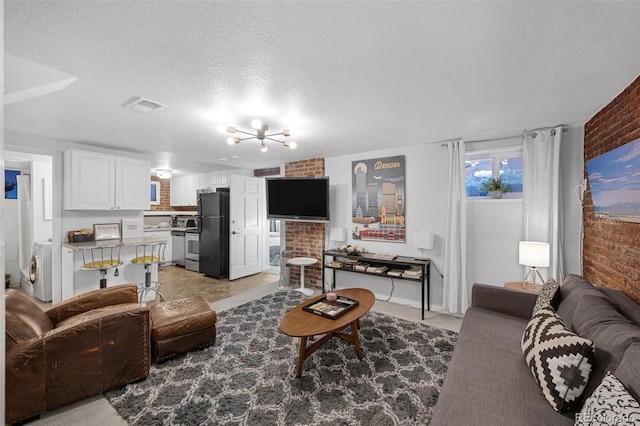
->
[198,191,229,278]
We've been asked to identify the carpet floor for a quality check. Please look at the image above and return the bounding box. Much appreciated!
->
[105,290,457,425]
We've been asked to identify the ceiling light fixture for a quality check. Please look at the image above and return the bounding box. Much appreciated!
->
[156,169,173,179]
[226,120,297,152]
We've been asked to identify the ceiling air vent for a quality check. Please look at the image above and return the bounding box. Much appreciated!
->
[122,96,166,113]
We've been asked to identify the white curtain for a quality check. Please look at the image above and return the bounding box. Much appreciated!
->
[17,175,33,274]
[444,139,468,316]
[523,126,564,282]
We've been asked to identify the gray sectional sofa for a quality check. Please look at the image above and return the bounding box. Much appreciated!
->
[431,274,640,425]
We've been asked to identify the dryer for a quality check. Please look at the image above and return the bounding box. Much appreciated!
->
[29,242,53,302]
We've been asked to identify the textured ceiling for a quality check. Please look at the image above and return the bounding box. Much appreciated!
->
[4,1,639,175]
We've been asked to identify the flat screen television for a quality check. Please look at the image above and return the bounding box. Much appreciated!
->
[266,177,330,222]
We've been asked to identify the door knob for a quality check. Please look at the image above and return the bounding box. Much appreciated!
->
[232,231,238,235]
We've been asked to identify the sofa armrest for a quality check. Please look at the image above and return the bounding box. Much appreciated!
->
[471,283,538,320]
[46,283,139,324]
[6,303,150,425]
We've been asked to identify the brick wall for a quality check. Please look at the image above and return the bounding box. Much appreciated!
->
[284,158,326,289]
[254,167,281,177]
[583,75,640,302]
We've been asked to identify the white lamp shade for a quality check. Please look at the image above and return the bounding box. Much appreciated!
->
[413,232,435,250]
[519,241,550,267]
[330,227,346,242]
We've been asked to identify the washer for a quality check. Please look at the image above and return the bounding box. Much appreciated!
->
[30,242,53,302]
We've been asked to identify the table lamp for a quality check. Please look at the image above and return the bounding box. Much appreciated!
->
[330,227,347,249]
[519,241,550,290]
[413,232,435,261]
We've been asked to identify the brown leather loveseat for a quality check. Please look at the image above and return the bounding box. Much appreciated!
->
[5,284,150,425]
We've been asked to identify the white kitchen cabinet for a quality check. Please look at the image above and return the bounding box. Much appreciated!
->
[170,176,182,206]
[116,157,152,210]
[170,175,199,206]
[144,230,172,263]
[217,171,230,187]
[170,169,253,206]
[64,149,150,210]
[199,172,218,191]
[183,174,198,206]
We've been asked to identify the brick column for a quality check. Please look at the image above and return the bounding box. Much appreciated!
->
[284,158,326,289]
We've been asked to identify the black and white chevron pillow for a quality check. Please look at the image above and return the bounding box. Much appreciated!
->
[576,372,640,425]
[521,306,595,412]
[532,278,559,314]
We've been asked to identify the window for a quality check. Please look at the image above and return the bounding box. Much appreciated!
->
[4,169,21,199]
[465,148,523,198]
[150,181,161,205]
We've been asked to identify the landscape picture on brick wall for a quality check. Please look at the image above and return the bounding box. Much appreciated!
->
[352,155,405,242]
[587,137,640,223]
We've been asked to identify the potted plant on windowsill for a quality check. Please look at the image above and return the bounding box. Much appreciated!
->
[482,177,510,199]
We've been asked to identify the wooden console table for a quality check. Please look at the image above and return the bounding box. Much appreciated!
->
[322,249,431,319]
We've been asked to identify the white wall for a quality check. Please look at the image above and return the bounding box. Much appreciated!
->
[466,199,523,285]
[325,126,585,312]
[326,143,449,310]
[32,158,53,243]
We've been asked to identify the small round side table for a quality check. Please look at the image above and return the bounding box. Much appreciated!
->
[287,257,318,296]
[505,281,542,293]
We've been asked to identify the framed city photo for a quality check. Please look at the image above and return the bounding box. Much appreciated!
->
[352,155,406,242]
[94,223,121,240]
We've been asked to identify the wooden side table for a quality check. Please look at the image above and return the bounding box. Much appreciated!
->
[504,281,542,293]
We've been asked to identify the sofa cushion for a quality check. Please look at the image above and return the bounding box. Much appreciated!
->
[556,274,607,330]
[532,279,559,314]
[573,295,640,401]
[522,306,595,412]
[576,372,640,425]
[430,307,573,426]
[615,343,640,402]
[598,287,640,326]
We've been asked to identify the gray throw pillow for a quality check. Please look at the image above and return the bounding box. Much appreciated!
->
[576,372,640,425]
[532,279,559,314]
[521,306,595,412]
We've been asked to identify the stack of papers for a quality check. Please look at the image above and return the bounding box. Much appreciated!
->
[366,265,388,274]
[402,268,423,279]
[344,259,359,269]
[354,262,370,271]
[387,269,404,277]
[371,253,397,261]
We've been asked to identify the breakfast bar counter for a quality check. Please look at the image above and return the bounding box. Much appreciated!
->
[62,236,168,250]
[61,236,172,301]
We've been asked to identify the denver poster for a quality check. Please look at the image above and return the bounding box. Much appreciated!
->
[352,155,405,242]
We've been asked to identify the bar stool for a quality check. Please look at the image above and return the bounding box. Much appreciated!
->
[132,241,167,303]
[80,244,123,289]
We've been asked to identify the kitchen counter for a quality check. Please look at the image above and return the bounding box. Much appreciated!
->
[143,211,197,216]
[143,227,197,233]
[63,236,169,250]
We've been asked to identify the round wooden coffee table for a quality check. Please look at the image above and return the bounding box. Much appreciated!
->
[280,288,375,377]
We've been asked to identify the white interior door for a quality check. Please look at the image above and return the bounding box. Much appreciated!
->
[229,174,263,279]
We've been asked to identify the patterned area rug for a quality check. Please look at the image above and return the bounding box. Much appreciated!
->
[105,291,457,425]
